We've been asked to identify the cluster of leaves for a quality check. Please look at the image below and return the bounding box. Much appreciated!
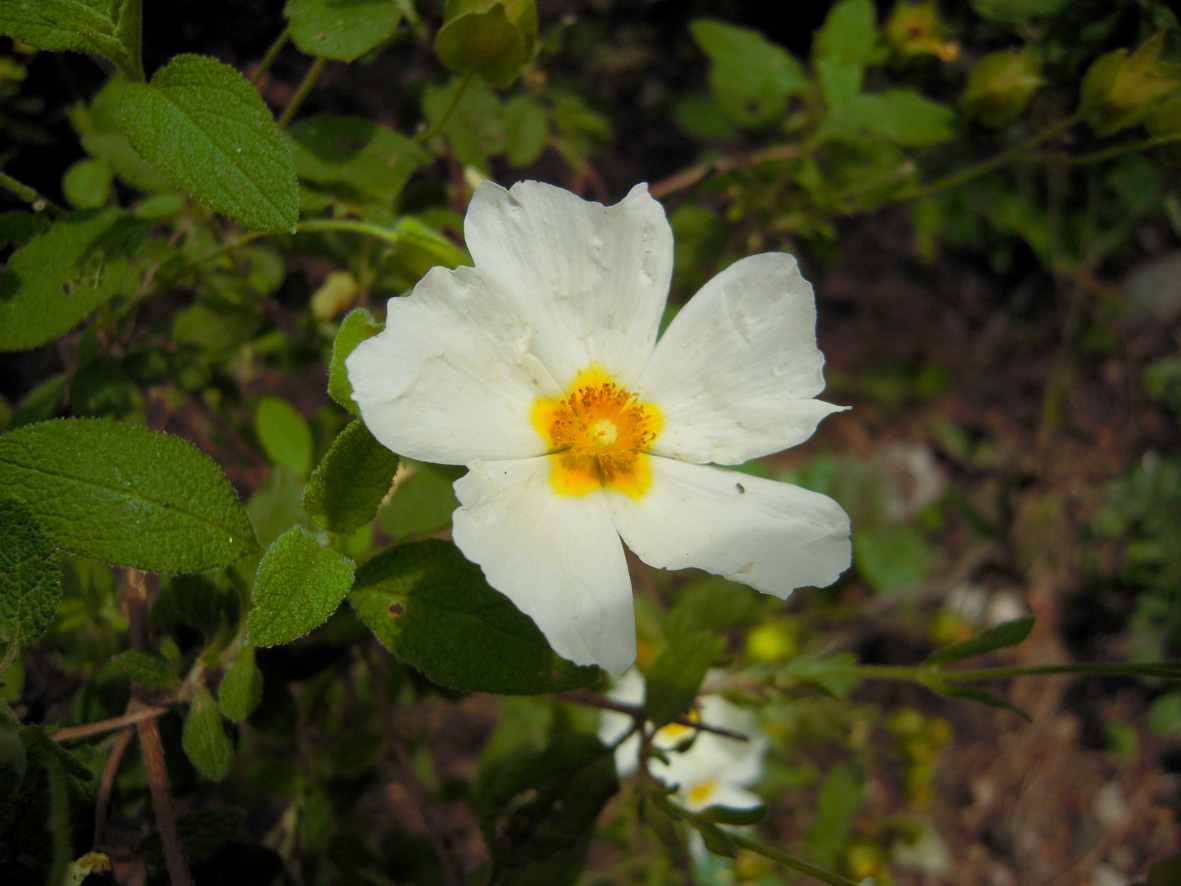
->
[1,1,1180,885]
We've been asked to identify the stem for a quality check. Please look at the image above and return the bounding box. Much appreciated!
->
[649,143,806,200]
[890,113,1083,204]
[51,705,170,742]
[277,55,328,129]
[94,727,135,847]
[295,218,410,246]
[253,26,290,85]
[831,660,1181,685]
[0,170,68,216]
[1032,132,1181,167]
[556,690,752,742]
[415,68,474,144]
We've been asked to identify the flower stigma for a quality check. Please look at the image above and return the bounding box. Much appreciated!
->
[532,365,662,499]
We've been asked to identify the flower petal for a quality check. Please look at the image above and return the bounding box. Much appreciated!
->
[639,253,844,465]
[452,456,637,674]
[608,458,851,596]
[464,180,673,389]
[346,265,560,465]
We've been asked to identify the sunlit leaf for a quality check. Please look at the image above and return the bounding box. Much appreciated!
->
[303,419,399,533]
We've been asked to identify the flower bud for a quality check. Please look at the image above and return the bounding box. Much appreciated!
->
[962,46,1043,128]
[1079,33,1181,136]
[885,0,960,65]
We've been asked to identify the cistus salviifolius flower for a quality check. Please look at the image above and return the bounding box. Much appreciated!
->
[347,180,851,674]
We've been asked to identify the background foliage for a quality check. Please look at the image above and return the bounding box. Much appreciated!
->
[2,1,1180,885]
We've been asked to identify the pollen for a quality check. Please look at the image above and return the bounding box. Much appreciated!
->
[687,778,718,808]
[532,365,661,499]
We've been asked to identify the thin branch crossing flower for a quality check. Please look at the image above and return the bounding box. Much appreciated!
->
[347,180,851,674]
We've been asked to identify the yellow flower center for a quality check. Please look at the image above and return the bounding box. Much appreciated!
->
[687,778,718,807]
[532,365,661,499]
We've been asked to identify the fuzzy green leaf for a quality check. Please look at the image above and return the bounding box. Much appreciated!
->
[0,208,146,352]
[182,688,234,781]
[699,804,767,826]
[328,308,382,414]
[0,419,258,572]
[289,115,431,207]
[218,645,263,722]
[349,539,599,694]
[925,617,1035,666]
[255,396,313,478]
[435,0,537,88]
[119,54,298,232]
[285,0,402,62]
[247,527,354,647]
[0,0,142,78]
[112,649,178,689]
[303,419,399,534]
[0,498,61,656]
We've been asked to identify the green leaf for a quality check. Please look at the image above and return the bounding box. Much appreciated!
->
[119,54,298,233]
[376,461,461,539]
[218,645,263,722]
[643,632,725,728]
[694,816,738,858]
[699,804,766,826]
[1147,853,1181,886]
[328,308,382,414]
[288,115,431,206]
[925,617,1035,666]
[779,652,860,699]
[255,396,313,478]
[802,763,861,869]
[303,419,399,534]
[435,0,538,89]
[970,0,1070,23]
[503,96,549,167]
[813,0,882,68]
[246,526,354,647]
[137,807,247,866]
[848,90,957,146]
[0,208,146,352]
[63,159,114,209]
[473,732,617,869]
[349,539,599,694]
[852,522,933,591]
[284,0,402,62]
[689,19,807,128]
[182,688,234,781]
[0,419,258,572]
[926,680,1031,720]
[111,649,178,689]
[0,0,143,79]
[0,498,61,657]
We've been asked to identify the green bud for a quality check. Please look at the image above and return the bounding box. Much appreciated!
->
[885,0,960,65]
[1079,33,1181,136]
[962,46,1043,128]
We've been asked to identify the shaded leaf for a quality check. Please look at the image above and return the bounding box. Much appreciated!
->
[247,527,354,647]
[303,419,399,534]
[699,804,766,826]
[349,539,599,694]
[376,461,462,540]
[288,115,430,206]
[926,680,1031,720]
[119,55,298,232]
[435,0,537,88]
[218,645,263,722]
[328,308,382,414]
[0,0,142,78]
[255,396,313,478]
[182,688,234,781]
[0,208,146,352]
[285,0,402,62]
[111,649,178,689]
[643,632,725,728]
[0,498,60,657]
[137,807,247,867]
[0,419,258,573]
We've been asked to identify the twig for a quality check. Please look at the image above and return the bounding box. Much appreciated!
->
[94,727,135,847]
[252,26,290,86]
[52,704,170,742]
[648,144,804,200]
[415,68,474,145]
[556,690,751,742]
[0,169,68,217]
[277,55,327,129]
[127,569,194,886]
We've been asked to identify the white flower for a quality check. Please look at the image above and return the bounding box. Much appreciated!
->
[597,669,768,812]
[346,180,851,674]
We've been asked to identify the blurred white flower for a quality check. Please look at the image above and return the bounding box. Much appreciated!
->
[597,669,767,812]
[347,180,851,674]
